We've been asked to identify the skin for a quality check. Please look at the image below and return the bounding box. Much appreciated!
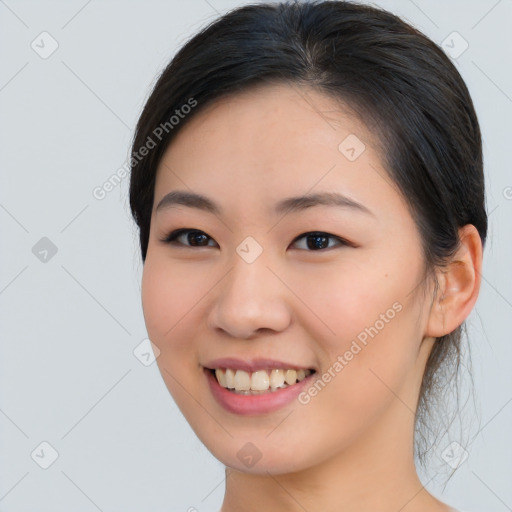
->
[141,83,482,512]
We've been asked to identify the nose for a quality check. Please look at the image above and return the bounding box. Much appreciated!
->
[207,252,292,340]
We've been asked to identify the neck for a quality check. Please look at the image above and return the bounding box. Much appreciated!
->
[220,399,450,512]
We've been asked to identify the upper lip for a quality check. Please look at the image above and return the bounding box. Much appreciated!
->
[204,357,316,373]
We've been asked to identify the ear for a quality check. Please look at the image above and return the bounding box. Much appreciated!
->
[425,224,483,338]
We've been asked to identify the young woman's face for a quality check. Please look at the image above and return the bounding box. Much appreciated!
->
[141,83,436,474]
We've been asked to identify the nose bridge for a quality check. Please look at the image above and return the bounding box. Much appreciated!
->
[208,242,291,338]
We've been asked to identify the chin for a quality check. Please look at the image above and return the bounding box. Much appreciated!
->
[195,429,323,475]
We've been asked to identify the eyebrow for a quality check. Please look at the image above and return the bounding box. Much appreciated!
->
[155,190,374,217]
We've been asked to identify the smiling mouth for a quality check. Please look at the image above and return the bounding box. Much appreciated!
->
[209,367,315,395]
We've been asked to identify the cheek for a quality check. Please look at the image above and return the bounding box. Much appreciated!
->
[292,254,423,415]
[141,258,209,419]
[289,255,406,350]
[141,257,205,382]
[141,256,201,344]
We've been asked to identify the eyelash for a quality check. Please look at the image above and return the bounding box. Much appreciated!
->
[159,228,352,251]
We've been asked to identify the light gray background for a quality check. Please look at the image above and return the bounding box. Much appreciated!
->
[0,0,511,511]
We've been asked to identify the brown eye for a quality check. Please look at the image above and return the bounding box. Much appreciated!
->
[291,232,348,251]
[161,229,217,247]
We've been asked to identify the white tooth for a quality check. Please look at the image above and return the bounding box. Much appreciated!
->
[269,369,285,389]
[225,368,235,389]
[251,370,270,391]
[215,368,226,387]
[296,369,306,381]
[234,370,251,391]
[284,369,297,385]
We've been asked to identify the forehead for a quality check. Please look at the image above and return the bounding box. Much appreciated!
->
[168,83,378,148]
[155,83,384,188]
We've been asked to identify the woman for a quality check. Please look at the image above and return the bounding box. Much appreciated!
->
[129,1,486,510]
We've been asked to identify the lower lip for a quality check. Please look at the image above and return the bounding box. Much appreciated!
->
[205,368,315,415]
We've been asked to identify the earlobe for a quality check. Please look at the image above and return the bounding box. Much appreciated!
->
[425,224,483,338]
